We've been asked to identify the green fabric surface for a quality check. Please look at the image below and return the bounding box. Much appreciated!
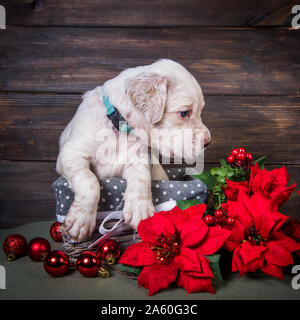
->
[0,221,299,300]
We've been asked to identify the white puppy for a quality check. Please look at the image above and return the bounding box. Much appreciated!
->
[56,59,211,242]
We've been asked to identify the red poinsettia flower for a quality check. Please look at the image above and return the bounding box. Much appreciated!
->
[223,179,249,201]
[222,192,300,279]
[223,164,296,207]
[119,204,231,296]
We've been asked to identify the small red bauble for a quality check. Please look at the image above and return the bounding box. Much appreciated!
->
[27,237,51,261]
[236,153,246,161]
[214,209,224,218]
[238,148,246,154]
[3,234,27,261]
[231,149,239,156]
[50,222,63,242]
[227,155,235,163]
[246,153,253,162]
[43,250,69,277]
[204,215,215,226]
[226,217,235,226]
[76,251,101,277]
[97,239,121,265]
[236,160,242,166]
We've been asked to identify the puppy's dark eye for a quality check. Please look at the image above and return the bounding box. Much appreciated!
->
[180,110,190,118]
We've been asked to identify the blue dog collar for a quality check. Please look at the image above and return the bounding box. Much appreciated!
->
[103,95,133,133]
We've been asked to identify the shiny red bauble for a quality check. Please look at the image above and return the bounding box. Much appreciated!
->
[246,153,253,162]
[204,215,215,226]
[236,152,246,161]
[226,216,236,226]
[43,250,69,277]
[231,148,239,157]
[50,222,63,242]
[214,209,224,218]
[76,251,101,277]
[238,148,246,154]
[97,239,121,265]
[3,234,27,261]
[27,237,51,261]
[227,155,235,163]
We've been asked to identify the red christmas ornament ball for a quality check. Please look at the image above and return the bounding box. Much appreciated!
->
[50,222,63,242]
[236,152,246,161]
[227,155,235,163]
[226,216,236,226]
[43,250,69,277]
[28,237,51,261]
[97,239,121,265]
[204,215,215,226]
[246,153,253,162]
[214,209,224,218]
[238,147,246,154]
[231,148,239,157]
[3,234,27,261]
[76,251,101,277]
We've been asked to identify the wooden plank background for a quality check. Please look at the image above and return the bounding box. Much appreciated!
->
[1,0,300,228]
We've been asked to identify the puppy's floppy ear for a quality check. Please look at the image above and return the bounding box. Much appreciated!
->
[126,73,167,124]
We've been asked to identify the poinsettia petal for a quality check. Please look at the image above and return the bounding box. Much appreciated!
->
[182,255,214,279]
[184,204,207,221]
[119,241,155,266]
[223,220,246,252]
[282,219,300,241]
[223,179,249,201]
[180,219,208,248]
[272,231,300,252]
[174,247,202,272]
[227,194,253,230]
[238,241,267,265]
[246,193,289,238]
[265,241,294,266]
[260,262,284,280]
[196,225,231,256]
[177,272,214,294]
[138,262,178,296]
[138,213,175,243]
[273,183,297,207]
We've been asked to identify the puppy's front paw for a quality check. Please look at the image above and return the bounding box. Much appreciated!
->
[63,202,97,242]
[122,195,155,230]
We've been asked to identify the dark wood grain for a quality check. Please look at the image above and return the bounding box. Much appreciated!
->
[2,0,298,27]
[1,27,300,95]
[0,160,299,228]
[1,94,300,164]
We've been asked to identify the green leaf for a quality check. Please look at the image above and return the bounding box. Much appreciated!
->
[205,254,223,285]
[254,156,266,170]
[116,264,142,276]
[193,171,217,190]
[177,199,202,210]
[219,159,227,166]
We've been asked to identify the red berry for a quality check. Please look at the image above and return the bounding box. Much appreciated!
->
[204,215,214,226]
[232,149,239,156]
[226,217,235,226]
[238,148,246,154]
[246,153,253,162]
[214,209,224,218]
[227,155,235,163]
[236,153,246,161]
[236,160,242,166]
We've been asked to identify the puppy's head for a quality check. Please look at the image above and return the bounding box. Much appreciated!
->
[105,59,211,164]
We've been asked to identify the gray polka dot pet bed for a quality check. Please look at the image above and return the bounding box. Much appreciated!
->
[52,168,207,254]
